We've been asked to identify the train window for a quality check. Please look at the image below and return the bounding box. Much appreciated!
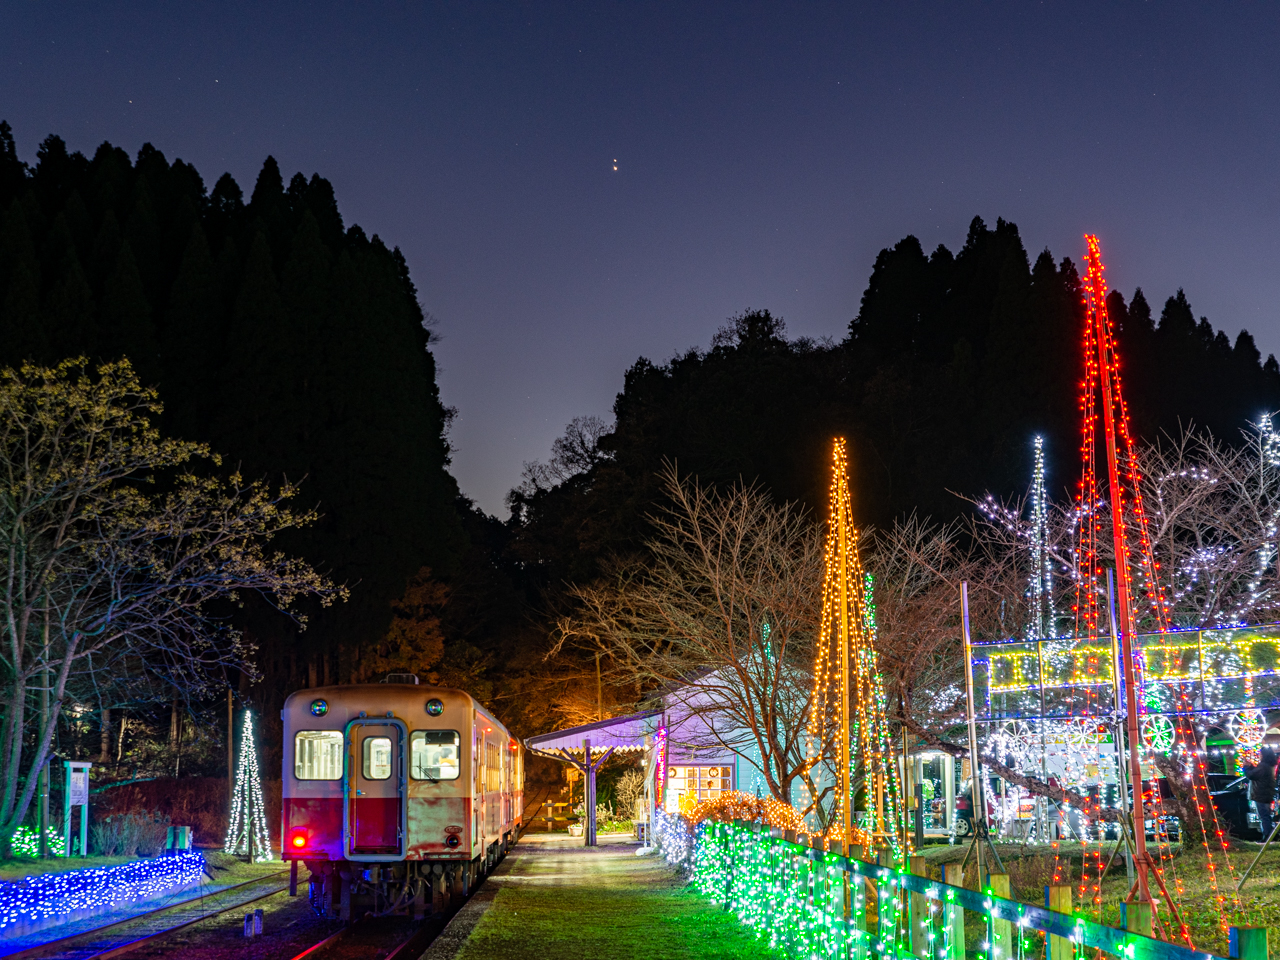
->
[362,736,393,780]
[410,731,461,781]
[295,731,343,780]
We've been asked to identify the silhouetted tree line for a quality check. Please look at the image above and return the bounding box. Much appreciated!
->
[0,123,485,732]
[509,216,1280,594]
[4,118,1275,744]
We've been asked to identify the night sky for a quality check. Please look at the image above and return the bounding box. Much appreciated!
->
[4,3,1278,514]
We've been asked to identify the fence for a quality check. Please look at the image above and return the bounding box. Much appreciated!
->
[688,821,1262,960]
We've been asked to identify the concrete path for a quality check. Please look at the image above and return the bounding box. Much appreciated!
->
[423,833,778,960]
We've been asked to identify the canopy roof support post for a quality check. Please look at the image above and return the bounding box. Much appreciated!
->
[585,738,595,846]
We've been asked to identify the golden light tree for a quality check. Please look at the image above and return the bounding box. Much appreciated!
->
[808,438,909,864]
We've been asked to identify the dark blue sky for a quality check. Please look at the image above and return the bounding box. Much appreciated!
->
[4,3,1278,513]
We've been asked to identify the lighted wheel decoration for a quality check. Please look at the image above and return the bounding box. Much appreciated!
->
[991,720,1039,769]
[1140,715,1176,752]
[1229,711,1266,751]
[1064,718,1108,748]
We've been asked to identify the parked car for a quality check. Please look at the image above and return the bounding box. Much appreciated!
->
[1207,774,1262,841]
[955,793,973,838]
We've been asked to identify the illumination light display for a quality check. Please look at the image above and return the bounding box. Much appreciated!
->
[690,821,1074,960]
[808,438,909,864]
[1230,414,1280,624]
[0,851,205,930]
[973,624,1280,717]
[1029,435,1057,640]
[224,709,273,862]
[686,790,806,832]
[653,808,698,870]
[1074,236,1233,937]
[652,726,668,810]
[9,826,66,859]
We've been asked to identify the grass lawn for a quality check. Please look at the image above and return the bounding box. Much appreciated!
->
[455,836,782,960]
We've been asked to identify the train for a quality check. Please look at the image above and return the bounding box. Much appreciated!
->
[281,676,523,919]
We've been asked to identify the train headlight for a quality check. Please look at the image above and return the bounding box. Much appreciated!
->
[290,829,308,849]
[426,698,444,717]
[310,699,328,717]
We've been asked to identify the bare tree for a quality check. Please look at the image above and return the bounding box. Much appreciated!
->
[555,465,828,815]
[0,359,343,848]
[516,415,613,496]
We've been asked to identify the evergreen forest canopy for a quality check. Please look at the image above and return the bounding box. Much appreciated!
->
[0,123,471,734]
[1,121,1278,754]
[510,217,1280,591]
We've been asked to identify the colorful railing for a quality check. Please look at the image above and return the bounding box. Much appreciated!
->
[690,821,1262,960]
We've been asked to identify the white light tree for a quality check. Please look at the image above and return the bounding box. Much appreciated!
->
[225,709,272,861]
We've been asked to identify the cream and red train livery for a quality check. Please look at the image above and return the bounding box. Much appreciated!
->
[281,679,522,919]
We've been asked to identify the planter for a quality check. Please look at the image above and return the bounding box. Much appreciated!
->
[567,823,584,837]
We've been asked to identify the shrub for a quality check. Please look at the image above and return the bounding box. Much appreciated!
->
[91,812,171,857]
[91,778,282,848]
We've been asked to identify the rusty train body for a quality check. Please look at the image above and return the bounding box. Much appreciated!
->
[281,680,522,919]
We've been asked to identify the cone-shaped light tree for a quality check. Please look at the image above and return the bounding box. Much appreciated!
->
[225,710,273,862]
[808,438,909,865]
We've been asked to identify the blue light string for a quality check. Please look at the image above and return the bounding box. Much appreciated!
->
[0,851,206,930]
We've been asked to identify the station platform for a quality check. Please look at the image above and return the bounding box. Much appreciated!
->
[422,832,777,960]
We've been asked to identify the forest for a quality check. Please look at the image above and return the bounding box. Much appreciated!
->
[2,122,1278,829]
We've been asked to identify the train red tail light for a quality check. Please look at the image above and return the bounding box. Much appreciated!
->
[290,829,308,849]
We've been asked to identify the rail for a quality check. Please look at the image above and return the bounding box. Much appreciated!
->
[692,821,1261,960]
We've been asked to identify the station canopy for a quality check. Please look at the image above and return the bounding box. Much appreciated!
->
[525,710,660,759]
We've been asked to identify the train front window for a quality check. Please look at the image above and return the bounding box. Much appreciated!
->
[362,736,393,780]
[295,731,343,780]
[410,730,461,781]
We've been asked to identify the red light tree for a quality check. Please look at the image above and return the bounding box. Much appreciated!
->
[1076,236,1237,941]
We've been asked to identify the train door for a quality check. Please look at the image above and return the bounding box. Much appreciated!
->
[344,718,407,860]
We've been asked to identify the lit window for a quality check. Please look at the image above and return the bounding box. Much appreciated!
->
[410,730,461,781]
[664,764,733,812]
[295,731,343,780]
[363,736,393,780]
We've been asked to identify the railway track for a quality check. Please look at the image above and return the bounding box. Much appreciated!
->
[281,909,445,960]
[3,871,290,960]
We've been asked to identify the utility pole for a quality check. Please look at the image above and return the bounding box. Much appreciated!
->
[39,666,49,858]
[38,608,50,858]
[227,689,234,807]
[961,582,984,888]
[596,652,603,721]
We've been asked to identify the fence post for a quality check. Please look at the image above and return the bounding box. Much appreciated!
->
[1045,885,1073,960]
[988,873,1012,960]
[764,830,776,934]
[909,855,930,959]
[1121,900,1153,938]
[723,823,733,909]
[865,857,880,940]
[1229,927,1268,960]
[943,863,965,960]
